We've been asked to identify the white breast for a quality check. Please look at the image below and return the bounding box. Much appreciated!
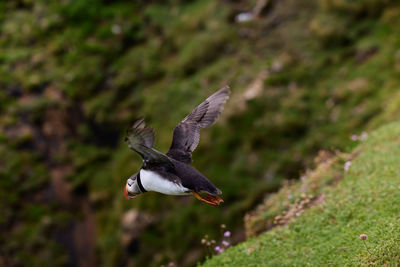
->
[140,169,190,195]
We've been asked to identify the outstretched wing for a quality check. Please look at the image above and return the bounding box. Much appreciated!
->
[125,118,173,168]
[167,86,230,164]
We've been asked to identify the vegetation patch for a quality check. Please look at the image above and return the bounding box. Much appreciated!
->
[204,122,400,266]
[2,0,400,266]
[244,150,358,237]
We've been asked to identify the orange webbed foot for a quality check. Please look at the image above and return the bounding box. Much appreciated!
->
[192,191,224,206]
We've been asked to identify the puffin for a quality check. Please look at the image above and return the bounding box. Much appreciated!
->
[124,87,230,206]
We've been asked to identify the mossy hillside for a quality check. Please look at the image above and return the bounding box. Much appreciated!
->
[1,1,273,265]
[244,150,353,237]
[240,0,400,237]
[2,0,400,266]
[204,121,400,266]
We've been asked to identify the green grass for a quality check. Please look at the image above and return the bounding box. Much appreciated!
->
[2,0,400,266]
[204,122,400,266]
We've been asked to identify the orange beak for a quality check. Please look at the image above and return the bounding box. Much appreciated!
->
[124,184,129,199]
[125,184,136,199]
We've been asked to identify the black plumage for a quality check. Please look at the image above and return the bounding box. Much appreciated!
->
[172,159,222,195]
[125,87,230,197]
[167,87,230,164]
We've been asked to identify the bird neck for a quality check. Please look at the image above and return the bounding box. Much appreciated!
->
[137,171,147,193]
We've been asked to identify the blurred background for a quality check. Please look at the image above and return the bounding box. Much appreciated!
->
[1,0,400,266]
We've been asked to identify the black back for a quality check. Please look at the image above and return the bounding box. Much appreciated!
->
[171,159,221,195]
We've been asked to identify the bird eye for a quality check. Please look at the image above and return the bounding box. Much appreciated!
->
[127,179,133,186]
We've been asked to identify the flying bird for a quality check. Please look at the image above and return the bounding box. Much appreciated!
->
[124,87,230,206]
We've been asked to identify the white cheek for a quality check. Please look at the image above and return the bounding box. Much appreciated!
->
[127,184,134,192]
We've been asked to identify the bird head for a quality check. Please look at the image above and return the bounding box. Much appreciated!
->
[124,173,143,199]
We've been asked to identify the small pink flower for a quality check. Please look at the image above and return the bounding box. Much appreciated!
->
[214,246,223,253]
[360,234,368,240]
[360,132,368,141]
[344,161,352,172]
[222,240,230,247]
[224,231,231,237]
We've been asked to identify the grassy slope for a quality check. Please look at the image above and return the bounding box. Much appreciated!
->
[240,0,400,238]
[204,121,400,266]
[2,0,400,266]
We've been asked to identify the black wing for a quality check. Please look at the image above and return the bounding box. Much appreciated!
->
[166,86,230,164]
[125,118,173,168]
